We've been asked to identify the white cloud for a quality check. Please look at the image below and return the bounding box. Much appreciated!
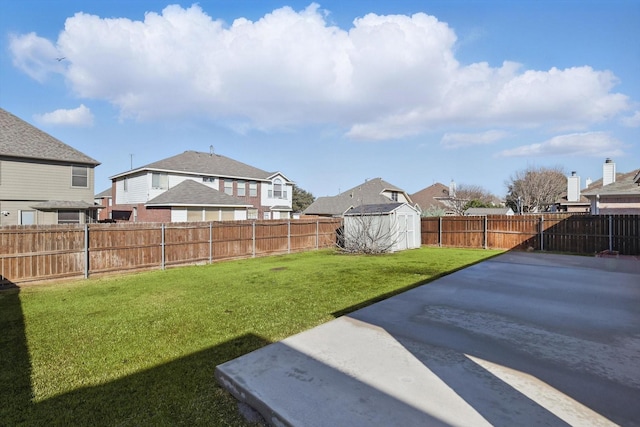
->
[497,132,625,158]
[9,32,65,82]
[441,130,510,149]
[8,4,634,138]
[620,110,640,127]
[34,104,94,127]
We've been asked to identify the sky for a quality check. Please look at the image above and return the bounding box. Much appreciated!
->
[1,0,638,198]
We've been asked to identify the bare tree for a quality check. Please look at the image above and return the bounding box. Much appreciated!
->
[338,210,401,254]
[437,183,499,215]
[505,166,566,213]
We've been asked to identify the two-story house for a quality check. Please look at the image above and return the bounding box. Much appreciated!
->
[0,108,101,226]
[109,150,293,222]
[303,178,413,217]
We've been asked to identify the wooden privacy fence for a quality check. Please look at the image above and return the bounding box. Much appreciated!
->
[421,214,640,255]
[0,218,342,285]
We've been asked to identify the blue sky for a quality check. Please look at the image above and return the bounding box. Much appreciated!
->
[1,0,638,198]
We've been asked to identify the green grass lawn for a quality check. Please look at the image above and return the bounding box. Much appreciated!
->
[1,247,502,426]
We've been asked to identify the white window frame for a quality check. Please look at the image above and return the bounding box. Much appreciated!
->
[249,181,258,197]
[152,172,169,190]
[237,180,246,197]
[72,166,88,187]
[224,179,233,196]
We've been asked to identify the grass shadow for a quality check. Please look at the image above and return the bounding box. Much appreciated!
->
[0,284,34,425]
[1,317,270,426]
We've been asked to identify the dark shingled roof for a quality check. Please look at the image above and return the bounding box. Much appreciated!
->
[145,179,252,207]
[0,108,100,165]
[344,203,404,215]
[31,200,100,210]
[112,150,276,181]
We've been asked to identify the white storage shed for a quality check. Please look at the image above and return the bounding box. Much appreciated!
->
[343,203,421,253]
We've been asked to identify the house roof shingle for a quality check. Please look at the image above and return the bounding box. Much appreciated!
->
[0,108,100,166]
[303,178,408,216]
[145,179,252,207]
[582,169,640,197]
[345,203,404,215]
[410,183,451,212]
[112,150,279,181]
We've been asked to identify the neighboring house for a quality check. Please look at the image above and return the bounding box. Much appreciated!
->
[554,171,592,213]
[343,202,421,252]
[0,108,101,226]
[94,187,112,221]
[109,150,293,222]
[410,182,454,216]
[303,178,413,217]
[465,207,514,216]
[581,159,640,214]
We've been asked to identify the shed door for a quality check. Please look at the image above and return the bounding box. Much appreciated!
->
[397,214,408,250]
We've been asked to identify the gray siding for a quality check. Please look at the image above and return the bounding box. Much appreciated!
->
[0,158,95,202]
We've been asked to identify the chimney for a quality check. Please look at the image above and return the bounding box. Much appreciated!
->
[449,179,456,198]
[603,158,616,186]
[585,177,592,189]
[567,171,580,202]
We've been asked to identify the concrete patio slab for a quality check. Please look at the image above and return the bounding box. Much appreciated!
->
[215,252,640,427]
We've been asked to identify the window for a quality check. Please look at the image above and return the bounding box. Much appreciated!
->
[271,178,287,199]
[249,181,258,197]
[391,191,398,201]
[124,178,128,192]
[237,180,246,197]
[247,208,258,220]
[152,173,168,189]
[202,176,216,183]
[72,166,88,187]
[224,180,233,195]
[58,211,80,224]
[20,210,35,225]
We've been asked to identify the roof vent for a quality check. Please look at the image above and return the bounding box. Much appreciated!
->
[209,145,214,155]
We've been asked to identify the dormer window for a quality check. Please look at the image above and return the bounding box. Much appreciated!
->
[391,191,398,201]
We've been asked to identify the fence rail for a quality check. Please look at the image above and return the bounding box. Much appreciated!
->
[421,214,640,255]
[0,219,342,285]
[1,215,638,286]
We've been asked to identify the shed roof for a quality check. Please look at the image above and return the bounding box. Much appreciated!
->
[0,108,100,166]
[345,203,407,215]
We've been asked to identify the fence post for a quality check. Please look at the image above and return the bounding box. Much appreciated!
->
[438,216,442,247]
[540,216,544,251]
[209,222,213,264]
[252,221,256,258]
[609,215,613,253]
[84,223,89,278]
[161,223,165,270]
[288,220,291,254]
[316,220,319,250]
[483,216,488,249]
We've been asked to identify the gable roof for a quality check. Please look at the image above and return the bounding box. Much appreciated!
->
[145,179,252,207]
[111,150,281,182]
[0,108,100,166]
[582,169,640,197]
[410,183,451,212]
[95,188,112,198]
[345,202,406,215]
[303,178,409,216]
